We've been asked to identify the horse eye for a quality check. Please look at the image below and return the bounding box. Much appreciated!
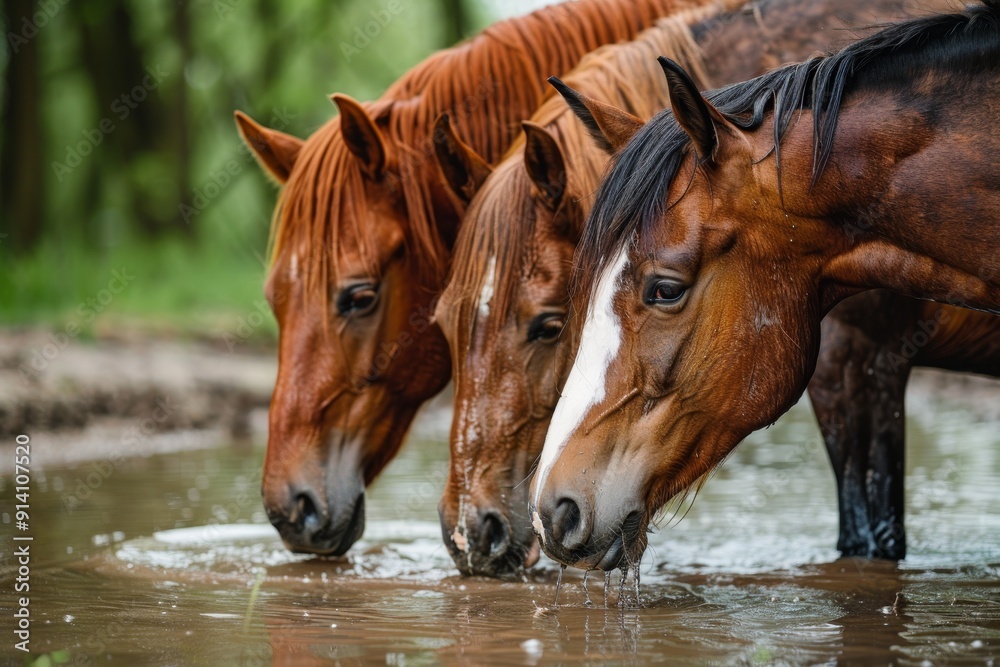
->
[528,314,565,343]
[645,279,687,306]
[337,284,379,316]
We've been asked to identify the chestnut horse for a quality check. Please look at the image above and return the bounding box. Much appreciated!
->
[234,0,709,556]
[432,4,728,577]
[436,0,972,576]
[530,1,1000,571]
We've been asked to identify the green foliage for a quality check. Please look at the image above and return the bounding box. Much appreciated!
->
[26,650,71,667]
[1,231,272,338]
[2,0,501,328]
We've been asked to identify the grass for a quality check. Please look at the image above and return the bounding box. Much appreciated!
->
[1,234,278,344]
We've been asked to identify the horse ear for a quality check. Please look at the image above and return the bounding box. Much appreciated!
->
[522,121,566,211]
[331,93,387,179]
[548,77,644,154]
[234,110,303,184]
[658,56,726,162]
[432,113,493,204]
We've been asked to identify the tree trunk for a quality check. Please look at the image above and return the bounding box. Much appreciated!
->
[440,0,470,46]
[1,0,45,252]
[171,0,194,238]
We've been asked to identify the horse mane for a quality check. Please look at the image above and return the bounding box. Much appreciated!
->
[577,0,1000,298]
[445,4,730,338]
[267,0,699,301]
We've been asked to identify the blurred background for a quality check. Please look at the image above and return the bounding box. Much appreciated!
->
[0,0,553,335]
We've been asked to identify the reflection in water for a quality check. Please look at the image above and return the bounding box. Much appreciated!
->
[1,386,998,665]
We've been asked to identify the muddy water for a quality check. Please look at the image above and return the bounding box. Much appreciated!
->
[2,384,998,665]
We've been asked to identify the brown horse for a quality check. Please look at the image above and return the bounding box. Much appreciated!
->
[432,4,728,577]
[234,0,711,556]
[810,291,1000,559]
[691,0,1000,563]
[435,0,969,576]
[530,1,1000,571]
[672,0,1000,563]
[683,0,1000,563]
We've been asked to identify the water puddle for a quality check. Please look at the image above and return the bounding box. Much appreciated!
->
[1,383,998,664]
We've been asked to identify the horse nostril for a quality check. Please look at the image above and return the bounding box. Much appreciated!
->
[476,511,510,557]
[551,497,582,547]
[291,491,321,534]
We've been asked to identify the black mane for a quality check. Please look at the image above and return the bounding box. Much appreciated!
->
[576,0,1000,293]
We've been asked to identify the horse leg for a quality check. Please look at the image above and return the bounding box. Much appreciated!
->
[808,291,917,560]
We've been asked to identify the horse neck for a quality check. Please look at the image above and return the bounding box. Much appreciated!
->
[542,9,726,231]
[383,0,710,167]
[791,81,1000,315]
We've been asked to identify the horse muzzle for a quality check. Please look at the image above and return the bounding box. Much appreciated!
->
[439,499,542,578]
[530,464,647,570]
[262,433,368,556]
[268,488,365,557]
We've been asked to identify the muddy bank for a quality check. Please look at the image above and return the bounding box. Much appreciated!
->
[0,329,276,439]
[0,329,459,472]
[0,328,994,472]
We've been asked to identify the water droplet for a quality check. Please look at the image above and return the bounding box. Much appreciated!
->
[603,571,611,608]
[618,566,629,609]
[520,639,543,657]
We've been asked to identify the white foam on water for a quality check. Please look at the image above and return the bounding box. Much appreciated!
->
[153,524,277,545]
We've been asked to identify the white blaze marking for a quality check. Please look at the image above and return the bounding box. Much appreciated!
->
[532,247,629,514]
[452,530,469,552]
[289,252,299,281]
[477,255,496,319]
[453,511,469,553]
